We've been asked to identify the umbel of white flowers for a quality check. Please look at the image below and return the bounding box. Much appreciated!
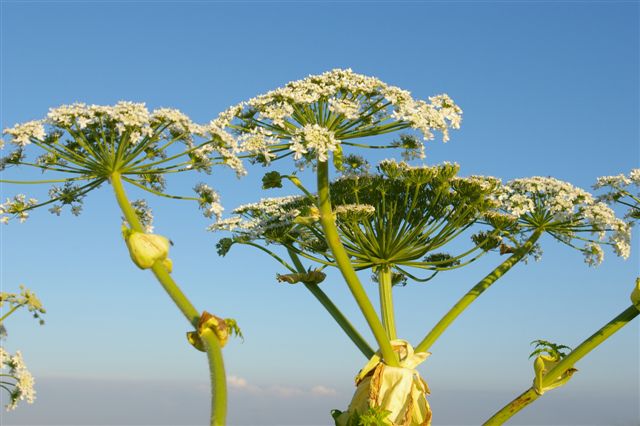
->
[210,68,463,168]
[1,102,230,224]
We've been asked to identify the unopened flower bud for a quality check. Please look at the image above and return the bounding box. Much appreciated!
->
[123,228,170,269]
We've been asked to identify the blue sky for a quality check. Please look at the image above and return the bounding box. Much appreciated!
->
[1,1,638,425]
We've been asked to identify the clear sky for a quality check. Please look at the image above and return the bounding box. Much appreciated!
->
[1,1,638,425]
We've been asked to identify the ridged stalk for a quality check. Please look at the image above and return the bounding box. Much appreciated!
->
[378,266,397,340]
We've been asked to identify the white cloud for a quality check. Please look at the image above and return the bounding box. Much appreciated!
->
[227,375,337,398]
[227,375,261,393]
[310,385,338,396]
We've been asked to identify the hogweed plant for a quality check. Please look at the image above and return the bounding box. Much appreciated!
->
[1,70,636,425]
[1,102,245,425]
[0,285,45,410]
[208,69,633,425]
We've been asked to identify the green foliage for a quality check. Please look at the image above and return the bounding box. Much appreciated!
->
[262,171,283,189]
[529,339,572,360]
[216,238,235,256]
[331,406,392,426]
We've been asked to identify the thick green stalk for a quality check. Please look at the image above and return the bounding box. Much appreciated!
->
[287,249,375,358]
[110,172,226,426]
[378,266,397,340]
[316,161,398,366]
[416,230,542,353]
[483,305,639,425]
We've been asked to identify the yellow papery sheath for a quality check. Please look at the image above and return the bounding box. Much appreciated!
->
[335,340,432,426]
[187,311,230,352]
[532,354,577,395]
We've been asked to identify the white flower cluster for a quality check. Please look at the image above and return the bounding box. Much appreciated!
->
[208,195,305,238]
[3,101,247,177]
[209,69,462,164]
[194,183,224,220]
[593,169,640,190]
[0,194,38,224]
[499,177,631,264]
[4,102,199,146]
[291,125,340,162]
[0,349,35,411]
[131,199,154,233]
[334,203,376,222]
[2,121,46,147]
[328,97,362,119]
[593,169,640,221]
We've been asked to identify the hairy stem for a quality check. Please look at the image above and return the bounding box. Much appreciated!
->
[110,172,226,426]
[316,161,398,366]
[483,305,639,425]
[416,230,542,353]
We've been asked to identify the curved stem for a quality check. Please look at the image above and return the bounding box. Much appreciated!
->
[415,230,542,353]
[316,161,398,366]
[288,249,375,358]
[110,172,226,426]
[483,305,639,425]
[377,266,397,340]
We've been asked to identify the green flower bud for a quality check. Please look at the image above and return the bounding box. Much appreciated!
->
[123,228,170,270]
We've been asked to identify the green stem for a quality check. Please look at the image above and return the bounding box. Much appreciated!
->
[0,305,21,324]
[287,249,375,358]
[316,161,398,366]
[110,172,226,426]
[415,230,542,353]
[483,305,640,425]
[201,328,228,426]
[377,266,397,340]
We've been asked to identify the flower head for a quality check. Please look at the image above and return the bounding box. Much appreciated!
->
[593,169,640,222]
[0,350,36,410]
[209,69,462,168]
[497,177,631,265]
[212,160,503,282]
[1,102,235,223]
